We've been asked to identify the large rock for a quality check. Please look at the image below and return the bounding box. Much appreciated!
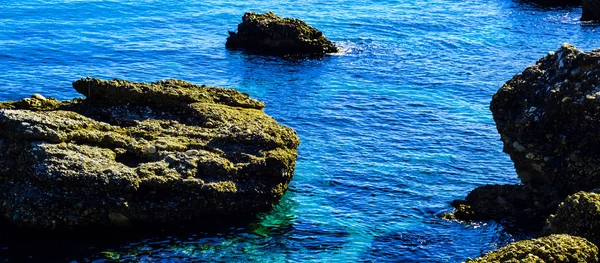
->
[448,184,560,229]
[466,234,598,263]
[0,78,300,229]
[582,0,600,21]
[226,12,338,57]
[491,44,600,194]
[451,44,600,227]
[547,191,600,245]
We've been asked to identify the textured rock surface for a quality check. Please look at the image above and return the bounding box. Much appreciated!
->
[547,191,600,245]
[582,0,600,21]
[226,12,338,56]
[0,78,299,229]
[491,43,600,194]
[467,234,599,263]
[450,44,600,229]
[449,184,560,228]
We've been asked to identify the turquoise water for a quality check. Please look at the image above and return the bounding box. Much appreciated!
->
[0,0,598,262]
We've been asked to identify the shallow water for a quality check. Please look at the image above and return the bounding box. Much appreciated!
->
[0,0,598,262]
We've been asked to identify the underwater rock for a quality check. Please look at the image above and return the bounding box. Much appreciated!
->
[582,0,600,21]
[466,234,598,263]
[547,191,600,245]
[226,11,338,57]
[0,78,300,229]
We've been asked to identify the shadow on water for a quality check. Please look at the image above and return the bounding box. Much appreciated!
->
[0,215,258,262]
[0,194,304,262]
[225,48,337,62]
[513,0,581,9]
[580,21,600,31]
[360,220,535,263]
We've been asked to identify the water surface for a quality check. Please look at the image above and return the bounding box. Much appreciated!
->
[0,0,598,262]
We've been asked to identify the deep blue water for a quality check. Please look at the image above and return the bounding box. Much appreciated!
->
[0,0,598,262]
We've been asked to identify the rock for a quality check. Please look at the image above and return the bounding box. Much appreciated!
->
[0,77,300,229]
[108,212,131,227]
[582,0,600,21]
[32,94,46,101]
[226,12,338,57]
[466,234,598,263]
[491,44,600,195]
[547,191,600,245]
[449,184,560,229]
[451,44,600,227]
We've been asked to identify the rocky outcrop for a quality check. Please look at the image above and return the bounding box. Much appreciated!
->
[491,44,600,195]
[448,184,560,229]
[547,191,600,245]
[226,12,338,57]
[582,0,600,21]
[466,234,598,263]
[451,44,600,226]
[0,78,300,229]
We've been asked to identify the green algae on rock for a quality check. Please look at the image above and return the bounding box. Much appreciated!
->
[547,191,600,246]
[0,78,300,229]
[226,12,339,57]
[467,234,599,263]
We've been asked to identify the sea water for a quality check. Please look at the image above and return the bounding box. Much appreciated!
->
[0,0,598,262]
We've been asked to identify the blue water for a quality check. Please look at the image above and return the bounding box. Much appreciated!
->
[0,0,598,262]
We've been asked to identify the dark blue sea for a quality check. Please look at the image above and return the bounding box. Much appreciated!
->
[0,0,598,262]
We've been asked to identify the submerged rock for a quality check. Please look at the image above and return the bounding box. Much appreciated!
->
[0,78,300,229]
[466,234,598,263]
[547,191,600,245]
[582,0,600,21]
[226,12,338,57]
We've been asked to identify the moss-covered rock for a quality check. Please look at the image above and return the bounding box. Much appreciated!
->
[0,78,300,229]
[466,234,598,263]
[226,12,338,57]
[547,191,600,245]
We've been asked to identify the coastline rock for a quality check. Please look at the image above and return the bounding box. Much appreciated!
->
[453,44,600,227]
[449,184,560,229]
[582,0,600,21]
[491,43,600,195]
[226,12,338,57]
[547,191,600,245]
[0,78,300,229]
[466,234,598,263]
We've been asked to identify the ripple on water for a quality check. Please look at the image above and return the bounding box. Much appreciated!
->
[0,0,598,262]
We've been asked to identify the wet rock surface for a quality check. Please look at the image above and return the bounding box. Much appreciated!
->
[466,234,598,263]
[0,78,300,229]
[226,12,338,57]
[449,184,560,229]
[547,191,600,246]
[451,44,600,227]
